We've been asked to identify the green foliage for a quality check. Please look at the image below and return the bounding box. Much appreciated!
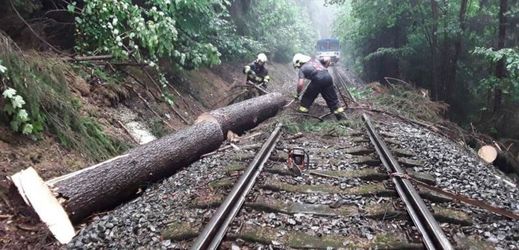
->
[369,85,449,123]
[242,0,317,62]
[347,86,373,101]
[472,47,519,102]
[332,0,519,131]
[0,38,126,161]
[364,47,414,62]
[282,118,352,136]
[333,0,413,80]
[149,117,168,138]
[72,0,261,69]
[1,87,37,135]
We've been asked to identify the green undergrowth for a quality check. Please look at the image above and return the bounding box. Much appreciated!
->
[0,35,127,161]
[368,84,448,124]
[347,86,373,101]
[149,117,168,138]
[279,116,356,137]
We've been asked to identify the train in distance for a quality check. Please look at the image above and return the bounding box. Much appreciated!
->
[315,38,340,63]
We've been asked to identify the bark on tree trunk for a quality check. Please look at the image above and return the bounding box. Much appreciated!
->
[47,120,225,223]
[440,0,449,102]
[430,0,439,101]
[450,0,469,102]
[14,92,286,225]
[205,92,286,135]
[494,0,508,113]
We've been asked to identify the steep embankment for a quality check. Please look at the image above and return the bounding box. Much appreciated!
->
[0,55,296,248]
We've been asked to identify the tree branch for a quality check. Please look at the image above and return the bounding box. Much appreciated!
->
[9,0,70,56]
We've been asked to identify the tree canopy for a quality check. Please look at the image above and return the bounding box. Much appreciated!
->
[71,0,316,68]
[331,0,519,137]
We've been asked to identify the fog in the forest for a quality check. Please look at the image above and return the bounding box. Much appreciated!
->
[297,0,338,39]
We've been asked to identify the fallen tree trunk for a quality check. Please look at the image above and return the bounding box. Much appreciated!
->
[10,92,287,243]
[48,120,224,223]
[203,92,286,135]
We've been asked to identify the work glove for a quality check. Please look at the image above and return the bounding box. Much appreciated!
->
[243,65,251,74]
[293,93,300,100]
[255,76,263,82]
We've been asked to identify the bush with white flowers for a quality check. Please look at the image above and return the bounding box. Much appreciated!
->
[1,83,34,135]
[70,0,240,69]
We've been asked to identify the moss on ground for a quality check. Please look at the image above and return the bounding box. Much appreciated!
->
[237,225,422,249]
[161,222,199,241]
[248,197,358,217]
[311,168,387,181]
[261,180,395,197]
[208,177,235,189]
[432,206,472,226]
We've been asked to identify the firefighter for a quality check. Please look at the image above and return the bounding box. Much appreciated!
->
[243,53,270,89]
[292,53,346,120]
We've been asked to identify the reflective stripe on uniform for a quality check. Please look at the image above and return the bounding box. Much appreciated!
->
[298,106,309,113]
[244,65,252,74]
[333,107,344,114]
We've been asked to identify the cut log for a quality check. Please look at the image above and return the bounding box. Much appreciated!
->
[478,145,498,163]
[47,120,224,223]
[10,168,75,244]
[201,92,286,135]
[476,143,519,177]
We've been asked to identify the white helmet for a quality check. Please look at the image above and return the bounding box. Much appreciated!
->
[292,53,311,68]
[256,53,268,63]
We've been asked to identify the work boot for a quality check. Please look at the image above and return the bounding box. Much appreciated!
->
[333,107,347,121]
[298,106,309,113]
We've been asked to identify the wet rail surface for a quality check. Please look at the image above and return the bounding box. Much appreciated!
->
[171,117,477,249]
[192,123,283,249]
[363,114,451,250]
[69,65,519,249]
[178,72,462,249]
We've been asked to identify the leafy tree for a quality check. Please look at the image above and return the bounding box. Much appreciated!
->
[473,47,519,104]
[331,0,519,134]
[72,0,235,69]
[240,0,317,62]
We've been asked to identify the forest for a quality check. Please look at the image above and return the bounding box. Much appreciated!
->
[0,0,517,159]
[0,0,317,158]
[1,0,519,248]
[328,0,519,140]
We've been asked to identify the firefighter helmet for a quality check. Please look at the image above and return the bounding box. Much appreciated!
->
[292,53,311,69]
[256,53,268,64]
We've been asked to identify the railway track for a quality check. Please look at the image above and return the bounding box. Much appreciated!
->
[175,68,458,249]
[69,65,519,249]
[185,120,457,249]
[192,123,283,249]
[330,66,357,104]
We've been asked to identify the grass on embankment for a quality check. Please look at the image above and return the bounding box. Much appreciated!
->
[0,34,128,161]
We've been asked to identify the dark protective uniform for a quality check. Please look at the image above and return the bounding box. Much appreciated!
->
[298,59,340,112]
[244,61,270,88]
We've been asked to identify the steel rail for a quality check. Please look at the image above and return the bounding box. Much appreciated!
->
[330,66,357,103]
[191,123,283,250]
[362,114,452,250]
